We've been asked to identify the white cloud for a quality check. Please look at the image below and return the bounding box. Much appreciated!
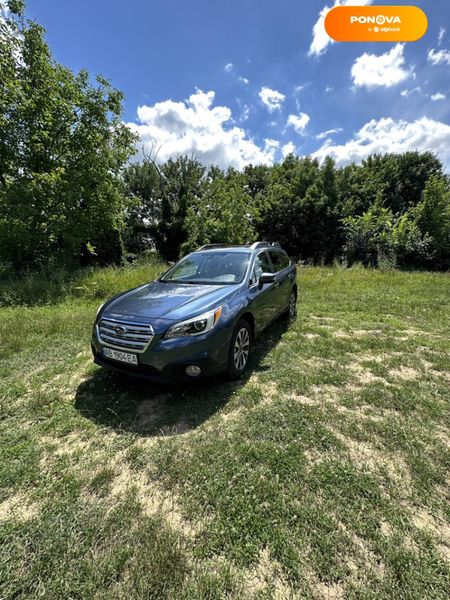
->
[400,87,421,97]
[281,141,296,157]
[238,76,249,85]
[287,112,310,134]
[239,104,251,121]
[224,63,233,73]
[264,138,279,151]
[428,48,450,66]
[312,117,450,169]
[351,44,411,88]
[294,84,308,94]
[438,27,446,46]
[259,87,286,112]
[316,127,343,140]
[309,0,373,57]
[431,93,446,101]
[127,89,278,170]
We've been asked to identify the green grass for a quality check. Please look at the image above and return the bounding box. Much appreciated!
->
[0,264,449,598]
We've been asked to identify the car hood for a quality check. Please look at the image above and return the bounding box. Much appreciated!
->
[103,280,239,322]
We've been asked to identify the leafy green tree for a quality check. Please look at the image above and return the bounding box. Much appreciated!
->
[182,173,257,254]
[122,160,162,256]
[257,156,340,261]
[154,156,206,260]
[342,202,430,268]
[342,204,396,266]
[413,176,450,268]
[0,1,136,270]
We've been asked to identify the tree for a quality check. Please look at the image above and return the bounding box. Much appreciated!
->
[342,203,396,267]
[152,156,206,260]
[413,176,450,268]
[360,151,443,214]
[122,160,162,256]
[182,173,257,254]
[0,1,136,270]
[257,156,340,261]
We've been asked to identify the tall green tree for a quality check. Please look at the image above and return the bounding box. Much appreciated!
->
[0,1,136,270]
[413,176,450,268]
[154,156,206,260]
[257,155,340,261]
[182,172,257,254]
[122,160,162,256]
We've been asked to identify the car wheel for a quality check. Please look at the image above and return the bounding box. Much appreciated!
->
[227,319,251,380]
[288,289,297,319]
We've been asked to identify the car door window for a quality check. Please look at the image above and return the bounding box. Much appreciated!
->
[252,251,273,283]
[269,251,290,272]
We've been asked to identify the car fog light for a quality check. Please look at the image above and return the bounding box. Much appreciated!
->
[186,365,202,377]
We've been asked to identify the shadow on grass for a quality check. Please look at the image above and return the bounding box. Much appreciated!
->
[74,318,289,437]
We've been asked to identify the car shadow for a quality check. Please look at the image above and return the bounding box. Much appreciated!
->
[74,317,290,437]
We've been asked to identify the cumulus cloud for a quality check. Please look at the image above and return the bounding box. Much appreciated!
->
[428,48,450,66]
[438,27,446,46]
[309,0,373,57]
[281,141,296,157]
[238,76,249,84]
[224,63,233,73]
[259,87,286,112]
[287,112,310,134]
[126,89,279,170]
[351,44,411,88]
[312,117,450,169]
[431,92,446,101]
[316,127,343,140]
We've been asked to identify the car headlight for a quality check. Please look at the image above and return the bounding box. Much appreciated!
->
[165,307,222,339]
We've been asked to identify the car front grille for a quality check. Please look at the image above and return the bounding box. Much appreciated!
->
[97,317,154,353]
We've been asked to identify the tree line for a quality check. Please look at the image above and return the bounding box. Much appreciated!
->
[123,152,450,270]
[1,1,449,275]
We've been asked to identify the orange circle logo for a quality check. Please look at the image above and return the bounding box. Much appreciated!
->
[325,5,428,43]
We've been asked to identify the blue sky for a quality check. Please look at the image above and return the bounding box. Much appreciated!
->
[25,0,450,169]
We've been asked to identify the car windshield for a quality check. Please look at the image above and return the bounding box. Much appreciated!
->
[161,251,250,285]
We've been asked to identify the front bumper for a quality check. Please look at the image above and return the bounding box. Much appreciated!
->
[91,324,230,383]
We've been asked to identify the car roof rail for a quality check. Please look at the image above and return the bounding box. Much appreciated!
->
[250,241,282,250]
[197,243,239,251]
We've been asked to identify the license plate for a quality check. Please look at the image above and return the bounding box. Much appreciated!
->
[103,347,138,365]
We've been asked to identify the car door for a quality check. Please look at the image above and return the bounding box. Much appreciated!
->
[268,250,292,315]
[247,250,278,332]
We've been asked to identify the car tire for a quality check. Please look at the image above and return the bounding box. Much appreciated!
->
[227,319,252,380]
[286,288,297,320]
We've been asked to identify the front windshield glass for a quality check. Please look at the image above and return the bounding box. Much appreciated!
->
[161,251,250,285]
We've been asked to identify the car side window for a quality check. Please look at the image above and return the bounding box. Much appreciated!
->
[252,251,273,284]
[269,251,290,272]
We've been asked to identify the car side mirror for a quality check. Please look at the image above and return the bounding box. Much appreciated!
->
[259,272,276,288]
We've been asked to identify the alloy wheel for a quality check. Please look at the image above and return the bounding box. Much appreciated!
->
[233,327,250,370]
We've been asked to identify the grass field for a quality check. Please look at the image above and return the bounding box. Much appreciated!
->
[0,263,449,599]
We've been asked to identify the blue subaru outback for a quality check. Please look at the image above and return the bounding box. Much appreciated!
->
[91,242,297,383]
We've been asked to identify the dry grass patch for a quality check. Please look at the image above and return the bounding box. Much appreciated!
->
[330,429,413,490]
[389,366,420,380]
[240,547,296,599]
[0,492,40,523]
[108,459,198,538]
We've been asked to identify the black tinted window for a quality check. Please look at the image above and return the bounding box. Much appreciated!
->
[269,251,290,272]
